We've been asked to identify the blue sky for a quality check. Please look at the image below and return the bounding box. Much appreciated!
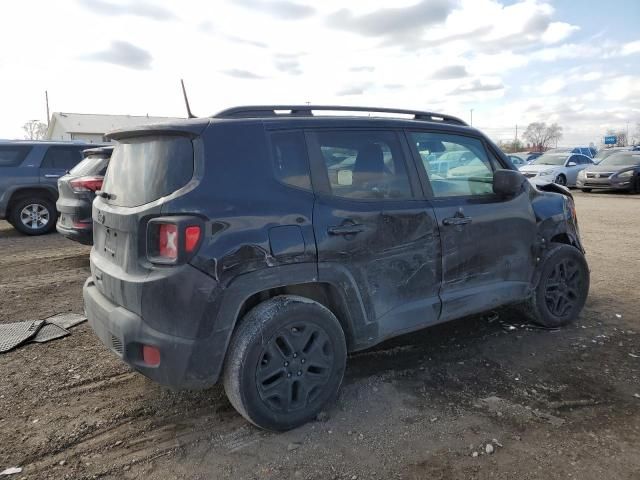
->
[0,0,638,145]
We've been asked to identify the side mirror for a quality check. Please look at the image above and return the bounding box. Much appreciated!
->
[567,161,577,167]
[493,169,526,196]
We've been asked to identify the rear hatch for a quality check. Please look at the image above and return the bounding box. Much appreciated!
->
[57,149,112,227]
[91,133,202,315]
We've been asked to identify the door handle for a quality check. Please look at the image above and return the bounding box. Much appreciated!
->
[442,216,472,226]
[44,174,62,178]
[327,223,365,236]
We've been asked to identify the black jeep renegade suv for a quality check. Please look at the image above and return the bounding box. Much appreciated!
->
[83,106,589,431]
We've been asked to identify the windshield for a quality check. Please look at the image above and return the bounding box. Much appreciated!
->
[599,153,640,166]
[531,153,567,166]
[102,135,194,207]
[595,149,626,161]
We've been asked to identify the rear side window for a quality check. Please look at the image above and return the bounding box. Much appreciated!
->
[102,135,194,207]
[270,131,311,190]
[0,146,31,167]
[410,132,495,197]
[41,146,84,170]
[312,130,413,200]
[69,156,110,176]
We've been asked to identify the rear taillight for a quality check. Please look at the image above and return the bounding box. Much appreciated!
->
[185,226,201,253]
[147,218,203,264]
[158,224,178,260]
[69,176,103,192]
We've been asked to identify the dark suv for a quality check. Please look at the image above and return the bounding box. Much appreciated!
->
[83,106,589,431]
[0,141,104,235]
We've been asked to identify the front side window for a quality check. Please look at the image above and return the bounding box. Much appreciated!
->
[270,131,311,190]
[0,146,32,167]
[410,132,495,197]
[313,130,412,200]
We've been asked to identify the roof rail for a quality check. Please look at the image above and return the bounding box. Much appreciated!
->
[213,105,468,126]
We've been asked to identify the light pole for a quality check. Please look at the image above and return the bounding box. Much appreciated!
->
[470,108,474,126]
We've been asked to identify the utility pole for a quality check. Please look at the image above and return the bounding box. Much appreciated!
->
[626,122,629,146]
[45,90,50,127]
[470,108,474,126]
[515,124,518,140]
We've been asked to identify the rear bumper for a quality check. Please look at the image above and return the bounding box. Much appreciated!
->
[83,278,225,389]
[56,221,93,245]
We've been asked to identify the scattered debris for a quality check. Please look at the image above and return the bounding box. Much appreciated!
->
[492,438,503,448]
[629,353,639,358]
[0,467,22,476]
[0,320,44,353]
[472,451,479,458]
[485,443,494,454]
[287,442,301,451]
[0,314,86,354]
[478,396,565,426]
[615,314,622,318]
[634,394,640,399]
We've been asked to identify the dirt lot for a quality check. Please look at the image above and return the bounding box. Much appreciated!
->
[1,191,639,480]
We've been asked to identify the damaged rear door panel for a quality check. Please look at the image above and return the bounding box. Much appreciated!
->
[307,129,442,347]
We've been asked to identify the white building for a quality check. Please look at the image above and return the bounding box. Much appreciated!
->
[46,112,183,143]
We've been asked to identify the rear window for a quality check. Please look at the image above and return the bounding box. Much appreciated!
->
[41,146,84,170]
[0,145,31,167]
[102,136,194,207]
[70,156,110,176]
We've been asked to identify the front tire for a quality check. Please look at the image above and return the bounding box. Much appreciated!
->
[519,243,589,327]
[9,196,57,235]
[555,174,567,186]
[223,295,347,431]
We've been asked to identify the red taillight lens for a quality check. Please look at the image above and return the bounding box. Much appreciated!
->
[185,225,201,253]
[70,176,103,192]
[158,224,178,260]
[142,345,161,366]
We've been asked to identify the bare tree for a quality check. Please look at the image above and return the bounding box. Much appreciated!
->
[606,128,629,147]
[523,122,563,151]
[22,120,48,140]
[616,130,628,147]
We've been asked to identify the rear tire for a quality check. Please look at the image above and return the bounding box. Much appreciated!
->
[9,196,57,235]
[518,243,589,327]
[223,295,347,431]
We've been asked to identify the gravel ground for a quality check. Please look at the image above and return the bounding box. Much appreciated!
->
[0,190,639,480]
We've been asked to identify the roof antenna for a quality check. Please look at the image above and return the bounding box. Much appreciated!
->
[180,79,196,118]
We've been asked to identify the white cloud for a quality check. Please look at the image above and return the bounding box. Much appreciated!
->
[0,0,636,147]
[542,22,579,44]
[620,40,640,56]
[538,77,566,95]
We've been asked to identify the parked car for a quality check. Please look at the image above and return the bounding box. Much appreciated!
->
[593,146,632,164]
[518,151,594,187]
[577,151,640,193]
[513,151,543,163]
[56,146,114,244]
[0,140,106,235]
[507,154,528,167]
[547,146,596,159]
[83,105,589,431]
